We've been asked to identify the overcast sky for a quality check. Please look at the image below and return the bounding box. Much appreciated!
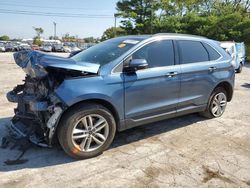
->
[0,0,119,39]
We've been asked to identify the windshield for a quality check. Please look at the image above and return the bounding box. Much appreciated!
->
[71,37,144,66]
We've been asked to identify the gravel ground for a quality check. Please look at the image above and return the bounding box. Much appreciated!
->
[0,52,249,188]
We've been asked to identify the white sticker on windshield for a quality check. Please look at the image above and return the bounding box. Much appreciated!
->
[122,40,140,44]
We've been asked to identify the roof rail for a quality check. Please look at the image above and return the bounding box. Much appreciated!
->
[152,33,207,39]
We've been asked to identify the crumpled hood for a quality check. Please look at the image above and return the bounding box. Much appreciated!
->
[14,50,100,78]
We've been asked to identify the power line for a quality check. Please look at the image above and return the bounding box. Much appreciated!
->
[0,2,109,11]
[0,9,113,18]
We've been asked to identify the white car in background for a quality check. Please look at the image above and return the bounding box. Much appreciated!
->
[0,43,6,52]
[70,46,81,52]
[18,43,32,51]
[41,44,53,52]
[63,43,80,53]
[220,41,245,73]
[63,46,72,53]
[220,42,239,71]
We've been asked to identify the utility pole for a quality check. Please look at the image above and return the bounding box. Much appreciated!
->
[53,22,57,39]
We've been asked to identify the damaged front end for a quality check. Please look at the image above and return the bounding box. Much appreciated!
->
[7,76,64,147]
[6,51,99,147]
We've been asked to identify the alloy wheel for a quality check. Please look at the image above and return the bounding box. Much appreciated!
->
[211,92,227,117]
[71,114,109,152]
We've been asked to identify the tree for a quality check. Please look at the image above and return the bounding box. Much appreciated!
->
[62,33,76,42]
[116,0,160,34]
[83,37,95,43]
[33,27,44,39]
[33,37,43,46]
[116,0,250,57]
[0,35,10,41]
[101,27,126,40]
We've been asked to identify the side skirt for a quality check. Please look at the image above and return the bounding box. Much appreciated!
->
[118,104,207,132]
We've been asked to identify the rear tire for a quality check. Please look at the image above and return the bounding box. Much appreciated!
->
[200,87,227,119]
[58,103,116,159]
[236,63,243,73]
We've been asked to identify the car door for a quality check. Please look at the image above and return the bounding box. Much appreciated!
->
[176,40,222,113]
[123,40,181,127]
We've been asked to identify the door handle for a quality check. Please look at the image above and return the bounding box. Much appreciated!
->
[165,72,178,78]
[209,67,217,72]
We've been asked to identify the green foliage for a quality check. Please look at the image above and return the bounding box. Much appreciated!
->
[247,46,250,60]
[62,33,76,42]
[116,0,250,52]
[101,27,126,40]
[84,37,95,43]
[116,0,160,34]
[33,27,44,39]
[33,37,43,46]
[62,34,98,43]
[0,35,10,41]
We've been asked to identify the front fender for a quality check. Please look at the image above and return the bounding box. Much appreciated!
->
[55,75,124,120]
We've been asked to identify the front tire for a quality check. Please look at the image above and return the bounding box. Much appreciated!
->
[200,87,227,119]
[58,103,116,159]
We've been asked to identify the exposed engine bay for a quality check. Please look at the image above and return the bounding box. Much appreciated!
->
[5,50,99,147]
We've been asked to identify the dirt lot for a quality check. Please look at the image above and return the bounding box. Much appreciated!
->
[0,52,249,188]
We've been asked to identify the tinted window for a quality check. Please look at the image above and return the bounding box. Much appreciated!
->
[203,43,221,60]
[178,41,209,64]
[132,40,174,68]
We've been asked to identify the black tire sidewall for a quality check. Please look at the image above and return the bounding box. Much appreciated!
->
[239,63,242,72]
[236,63,242,73]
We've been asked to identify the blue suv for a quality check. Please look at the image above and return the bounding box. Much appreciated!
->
[7,34,234,159]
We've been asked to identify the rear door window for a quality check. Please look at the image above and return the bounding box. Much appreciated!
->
[178,41,209,64]
[202,43,221,60]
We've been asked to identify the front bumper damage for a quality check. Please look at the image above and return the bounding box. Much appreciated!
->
[6,84,64,147]
[4,50,98,149]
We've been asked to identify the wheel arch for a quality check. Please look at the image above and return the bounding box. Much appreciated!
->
[213,81,233,102]
[56,98,121,133]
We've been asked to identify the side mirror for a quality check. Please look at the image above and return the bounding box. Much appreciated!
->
[124,59,148,72]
